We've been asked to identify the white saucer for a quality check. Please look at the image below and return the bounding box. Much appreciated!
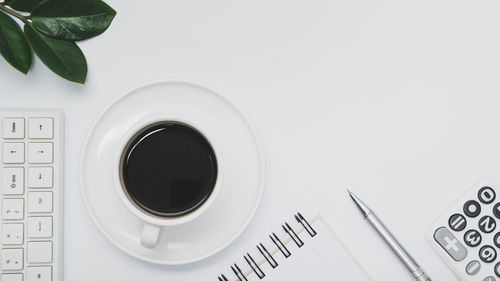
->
[80,80,265,265]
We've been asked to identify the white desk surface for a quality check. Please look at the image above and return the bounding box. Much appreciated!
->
[2,0,500,280]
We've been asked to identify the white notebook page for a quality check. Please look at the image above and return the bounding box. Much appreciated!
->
[218,214,372,281]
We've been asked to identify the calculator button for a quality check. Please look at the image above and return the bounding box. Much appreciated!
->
[1,248,23,270]
[28,118,53,139]
[495,233,500,248]
[28,167,53,188]
[464,229,482,247]
[484,276,496,281]
[2,199,24,220]
[479,245,497,263]
[466,260,481,275]
[27,266,51,281]
[2,143,24,164]
[496,262,500,277]
[1,273,23,281]
[28,192,53,213]
[27,241,52,263]
[479,216,497,234]
[494,203,500,220]
[449,214,467,231]
[464,200,482,218]
[479,186,496,204]
[2,167,24,195]
[434,227,468,261]
[28,143,53,164]
[2,224,23,245]
[3,118,24,139]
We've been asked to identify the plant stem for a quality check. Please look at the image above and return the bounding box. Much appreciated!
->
[0,3,29,24]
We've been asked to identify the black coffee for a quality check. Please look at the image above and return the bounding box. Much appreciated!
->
[120,122,217,218]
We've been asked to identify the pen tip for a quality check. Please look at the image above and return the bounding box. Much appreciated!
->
[346,189,355,199]
[347,191,372,216]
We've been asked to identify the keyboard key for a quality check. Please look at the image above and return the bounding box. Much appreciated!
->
[479,245,497,263]
[449,213,467,231]
[27,266,51,281]
[483,276,496,281]
[1,248,23,270]
[28,118,53,139]
[496,262,500,277]
[464,229,482,247]
[28,143,53,164]
[28,167,53,188]
[1,273,23,281]
[479,216,497,234]
[3,143,24,164]
[2,199,24,220]
[479,186,496,204]
[28,217,52,238]
[28,192,53,213]
[2,224,23,245]
[3,118,24,139]
[466,260,481,275]
[2,167,24,195]
[27,242,52,263]
[434,227,468,261]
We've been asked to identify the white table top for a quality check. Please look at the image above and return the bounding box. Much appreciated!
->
[2,0,500,280]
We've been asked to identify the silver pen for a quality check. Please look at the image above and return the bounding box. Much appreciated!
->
[348,190,432,281]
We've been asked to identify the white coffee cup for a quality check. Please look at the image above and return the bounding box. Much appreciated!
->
[113,117,223,248]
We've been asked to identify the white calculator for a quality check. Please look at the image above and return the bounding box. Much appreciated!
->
[0,109,63,281]
[427,179,500,281]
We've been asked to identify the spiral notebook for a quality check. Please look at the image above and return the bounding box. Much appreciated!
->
[216,212,373,281]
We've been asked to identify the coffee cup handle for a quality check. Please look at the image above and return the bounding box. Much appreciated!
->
[140,223,162,248]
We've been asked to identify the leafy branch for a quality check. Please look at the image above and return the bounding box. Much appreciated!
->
[0,3,30,23]
[0,0,116,83]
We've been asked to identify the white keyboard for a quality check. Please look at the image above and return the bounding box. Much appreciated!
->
[0,110,63,281]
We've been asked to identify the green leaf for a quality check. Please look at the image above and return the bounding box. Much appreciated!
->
[24,23,87,83]
[31,0,116,41]
[5,0,45,12]
[0,11,31,74]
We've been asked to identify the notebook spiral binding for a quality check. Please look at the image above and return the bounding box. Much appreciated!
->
[218,212,317,281]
